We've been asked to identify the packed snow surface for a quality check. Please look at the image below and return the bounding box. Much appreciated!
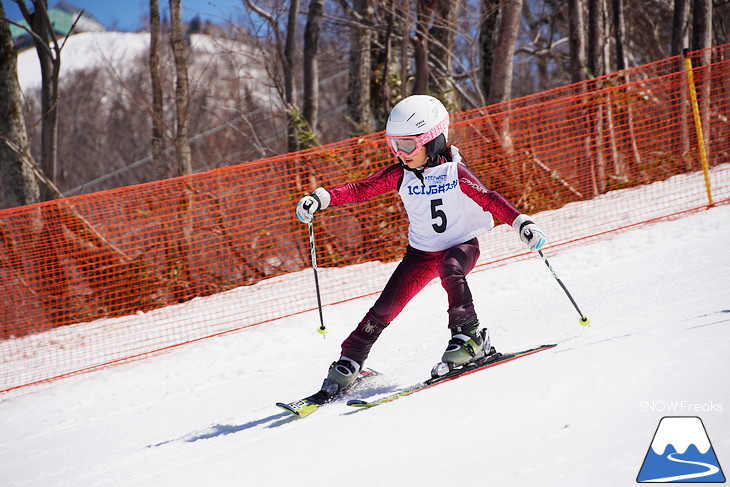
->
[1,203,728,486]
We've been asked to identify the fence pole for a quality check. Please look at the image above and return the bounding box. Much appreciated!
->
[682,49,714,207]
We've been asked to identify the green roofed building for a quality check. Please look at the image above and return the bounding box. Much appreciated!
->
[10,1,104,49]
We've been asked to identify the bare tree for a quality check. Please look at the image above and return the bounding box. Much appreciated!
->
[413,0,433,94]
[691,0,712,165]
[587,0,606,78]
[489,0,522,104]
[427,0,458,106]
[479,0,499,104]
[302,0,326,145]
[242,0,301,152]
[149,0,170,179]
[614,0,642,184]
[613,0,626,70]
[341,0,375,136]
[284,0,300,152]
[398,0,409,99]
[568,0,587,82]
[169,0,192,175]
[691,0,712,53]
[715,1,730,45]
[0,1,39,208]
[15,0,81,199]
[671,0,691,170]
[9,0,713,201]
[671,0,690,55]
[406,0,458,99]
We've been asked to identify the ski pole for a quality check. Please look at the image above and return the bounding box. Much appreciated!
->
[538,250,591,326]
[308,222,328,337]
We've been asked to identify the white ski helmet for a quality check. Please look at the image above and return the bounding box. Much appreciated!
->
[385,95,449,162]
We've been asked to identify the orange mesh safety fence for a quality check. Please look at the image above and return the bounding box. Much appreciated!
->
[1,46,729,393]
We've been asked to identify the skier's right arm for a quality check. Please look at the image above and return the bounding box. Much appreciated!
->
[295,164,402,224]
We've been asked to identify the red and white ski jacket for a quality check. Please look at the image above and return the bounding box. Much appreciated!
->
[327,146,521,252]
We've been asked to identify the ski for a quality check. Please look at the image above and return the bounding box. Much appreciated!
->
[347,344,556,409]
[276,368,380,418]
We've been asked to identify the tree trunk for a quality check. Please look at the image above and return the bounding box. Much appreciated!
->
[379,0,393,112]
[611,0,642,183]
[672,0,691,169]
[568,0,587,82]
[488,0,522,104]
[169,0,192,176]
[671,0,690,55]
[241,0,300,152]
[149,0,169,180]
[399,0,409,98]
[285,0,300,152]
[587,0,605,78]
[0,1,40,209]
[691,0,712,167]
[303,0,325,144]
[168,0,193,302]
[613,0,626,70]
[587,0,607,194]
[17,0,62,200]
[347,0,374,136]
[479,0,500,105]
[413,0,433,94]
[429,0,458,106]
[691,0,712,53]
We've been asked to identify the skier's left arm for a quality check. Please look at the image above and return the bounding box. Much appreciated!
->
[457,164,547,251]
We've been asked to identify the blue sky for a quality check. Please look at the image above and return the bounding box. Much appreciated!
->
[2,0,245,32]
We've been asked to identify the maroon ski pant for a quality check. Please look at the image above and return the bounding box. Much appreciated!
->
[341,238,481,364]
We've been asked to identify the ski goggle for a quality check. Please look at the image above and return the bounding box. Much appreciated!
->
[385,115,449,158]
[386,135,422,157]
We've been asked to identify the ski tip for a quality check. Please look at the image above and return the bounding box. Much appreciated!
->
[346,399,372,408]
[520,344,557,354]
[276,402,301,416]
[276,400,322,418]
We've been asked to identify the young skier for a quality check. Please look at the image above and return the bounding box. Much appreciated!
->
[295,95,546,398]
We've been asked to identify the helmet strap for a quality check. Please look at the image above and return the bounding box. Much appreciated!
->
[400,160,426,186]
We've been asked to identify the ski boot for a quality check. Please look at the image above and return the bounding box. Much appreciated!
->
[431,320,493,378]
[319,356,362,399]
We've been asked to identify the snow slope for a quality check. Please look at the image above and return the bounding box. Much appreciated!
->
[16,31,274,105]
[16,32,150,92]
[1,203,729,487]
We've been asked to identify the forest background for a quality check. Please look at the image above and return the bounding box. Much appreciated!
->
[0,0,727,209]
